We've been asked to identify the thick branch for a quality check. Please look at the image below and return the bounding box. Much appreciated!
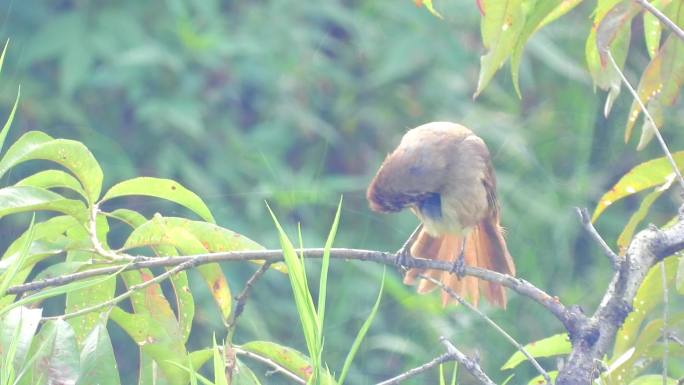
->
[556,206,684,385]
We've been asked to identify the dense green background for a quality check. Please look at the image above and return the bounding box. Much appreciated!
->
[1,0,683,383]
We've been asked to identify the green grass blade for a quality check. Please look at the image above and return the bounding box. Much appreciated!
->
[337,268,385,385]
[0,86,19,157]
[267,203,320,382]
[450,361,458,385]
[317,197,342,341]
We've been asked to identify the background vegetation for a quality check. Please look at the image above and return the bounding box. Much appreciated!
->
[1,0,683,384]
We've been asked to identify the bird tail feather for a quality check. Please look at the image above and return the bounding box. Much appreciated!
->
[403,216,514,308]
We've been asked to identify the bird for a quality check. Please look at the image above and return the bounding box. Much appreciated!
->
[366,121,515,307]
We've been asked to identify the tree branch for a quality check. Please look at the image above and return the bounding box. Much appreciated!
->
[556,205,684,385]
[9,248,574,328]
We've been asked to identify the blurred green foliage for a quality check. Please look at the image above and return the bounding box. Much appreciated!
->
[1,0,684,384]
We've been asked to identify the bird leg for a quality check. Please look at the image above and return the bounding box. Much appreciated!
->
[449,239,467,277]
[395,224,422,268]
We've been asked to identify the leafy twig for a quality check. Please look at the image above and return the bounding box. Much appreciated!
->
[576,207,620,269]
[634,0,684,42]
[88,203,133,261]
[605,50,684,191]
[375,337,496,385]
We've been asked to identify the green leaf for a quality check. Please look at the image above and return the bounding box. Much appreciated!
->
[510,1,563,97]
[338,268,385,385]
[592,151,684,221]
[108,208,148,228]
[22,320,80,385]
[628,376,678,385]
[617,177,674,251]
[234,359,262,385]
[101,177,215,223]
[501,333,571,370]
[0,186,87,220]
[0,133,103,202]
[15,169,87,198]
[475,0,525,97]
[76,322,121,385]
[418,0,443,18]
[677,256,684,294]
[0,307,42,372]
[189,349,214,372]
[613,256,678,356]
[110,307,189,385]
[606,314,684,383]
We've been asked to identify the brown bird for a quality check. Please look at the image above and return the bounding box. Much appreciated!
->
[366,122,515,307]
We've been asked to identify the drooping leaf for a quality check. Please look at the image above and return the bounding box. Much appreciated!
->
[239,341,316,382]
[0,185,87,221]
[626,3,684,148]
[101,177,215,223]
[474,0,525,97]
[586,0,631,116]
[110,306,189,385]
[501,333,571,370]
[538,0,583,29]
[233,359,262,385]
[613,256,678,356]
[592,151,684,221]
[76,322,121,385]
[0,133,103,202]
[15,169,87,198]
[124,216,231,320]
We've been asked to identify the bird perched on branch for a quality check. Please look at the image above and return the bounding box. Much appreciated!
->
[366,122,515,307]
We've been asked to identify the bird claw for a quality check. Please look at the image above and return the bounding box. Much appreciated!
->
[394,246,415,269]
[449,252,466,278]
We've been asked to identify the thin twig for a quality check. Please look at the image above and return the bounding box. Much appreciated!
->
[233,346,306,385]
[634,0,684,42]
[416,273,552,385]
[8,248,574,327]
[439,337,496,385]
[576,208,620,269]
[605,50,684,191]
[41,257,201,321]
[226,262,272,335]
[375,352,455,385]
[661,261,669,385]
